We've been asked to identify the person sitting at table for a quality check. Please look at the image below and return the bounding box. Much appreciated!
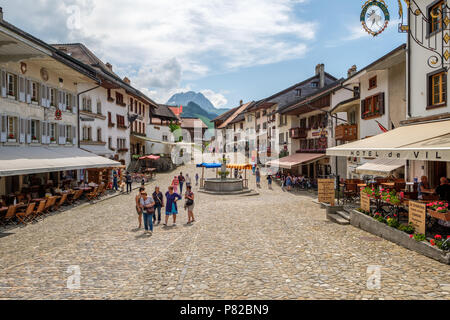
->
[435,177,450,202]
[418,176,431,200]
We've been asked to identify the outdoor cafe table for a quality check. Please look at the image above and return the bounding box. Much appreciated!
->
[381,182,395,188]
[31,198,46,203]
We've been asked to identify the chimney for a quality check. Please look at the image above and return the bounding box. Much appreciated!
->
[0,7,3,21]
[105,62,113,72]
[347,65,357,78]
[123,77,130,85]
[239,100,243,106]
[315,64,325,88]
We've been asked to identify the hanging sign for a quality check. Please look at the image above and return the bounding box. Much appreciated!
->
[55,109,62,120]
[360,1,390,37]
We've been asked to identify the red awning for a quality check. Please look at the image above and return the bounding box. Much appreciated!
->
[139,155,161,160]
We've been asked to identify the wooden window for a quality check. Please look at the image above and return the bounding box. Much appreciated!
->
[368,76,377,90]
[429,1,445,33]
[97,128,102,142]
[295,89,302,97]
[429,71,447,107]
[32,82,39,102]
[7,73,16,97]
[361,93,385,119]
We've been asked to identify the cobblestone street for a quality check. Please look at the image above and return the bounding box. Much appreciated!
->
[0,164,449,300]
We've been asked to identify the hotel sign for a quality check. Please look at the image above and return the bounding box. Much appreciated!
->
[327,149,450,162]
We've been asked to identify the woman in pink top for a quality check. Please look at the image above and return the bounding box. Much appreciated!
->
[171,176,179,193]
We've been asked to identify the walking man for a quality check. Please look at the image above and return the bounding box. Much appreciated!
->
[195,173,199,186]
[152,186,164,225]
[186,173,192,187]
[126,172,132,194]
[256,167,261,188]
[112,170,119,192]
[140,192,155,235]
[267,174,273,190]
[178,172,185,194]
[164,186,182,227]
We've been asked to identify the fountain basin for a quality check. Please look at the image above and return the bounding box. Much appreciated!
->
[204,178,244,192]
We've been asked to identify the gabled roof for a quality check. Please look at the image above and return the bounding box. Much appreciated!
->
[280,79,344,115]
[212,106,240,123]
[265,72,337,102]
[181,117,208,129]
[51,43,158,107]
[218,101,255,129]
[0,20,99,82]
[152,104,179,121]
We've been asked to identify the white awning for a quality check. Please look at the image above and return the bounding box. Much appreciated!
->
[81,144,115,156]
[355,158,405,177]
[266,153,326,169]
[327,120,450,161]
[0,146,121,177]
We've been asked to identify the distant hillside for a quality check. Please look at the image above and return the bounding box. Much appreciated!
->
[167,91,229,117]
[181,102,216,129]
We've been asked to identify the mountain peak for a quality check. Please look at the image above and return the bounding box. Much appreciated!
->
[166,91,229,116]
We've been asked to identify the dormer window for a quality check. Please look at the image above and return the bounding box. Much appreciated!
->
[295,89,302,97]
[310,82,318,88]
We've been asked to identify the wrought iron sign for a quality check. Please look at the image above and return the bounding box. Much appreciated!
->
[361,0,390,36]
[398,0,450,70]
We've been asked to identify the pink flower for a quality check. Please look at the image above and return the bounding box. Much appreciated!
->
[409,235,413,239]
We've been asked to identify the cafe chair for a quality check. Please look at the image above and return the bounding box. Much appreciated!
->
[30,201,46,222]
[54,194,68,211]
[0,205,17,226]
[86,187,99,201]
[16,202,36,225]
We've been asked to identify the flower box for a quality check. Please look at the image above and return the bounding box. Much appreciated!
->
[31,140,39,144]
[428,209,450,222]
[7,139,16,143]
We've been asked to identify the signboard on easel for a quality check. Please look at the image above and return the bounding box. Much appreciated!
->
[409,201,426,235]
[318,179,335,206]
[360,191,371,213]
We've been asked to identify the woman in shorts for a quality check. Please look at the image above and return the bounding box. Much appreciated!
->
[184,185,195,224]
[135,187,145,229]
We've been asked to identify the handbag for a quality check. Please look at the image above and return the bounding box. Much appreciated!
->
[186,198,194,206]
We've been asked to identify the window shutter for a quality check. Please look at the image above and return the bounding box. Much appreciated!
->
[72,95,77,114]
[26,79,32,103]
[0,114,6,142]
[18,76,26,102]
[19,118,25,143]
[0,70,6,97]
[46,87,51,108]
[26,118,31,143]
[41,85,47,107]
[41,121,47,144]
[444,73,448,104]
[361,99,366,119]
[72,126,77,145]
[379,92,385,115]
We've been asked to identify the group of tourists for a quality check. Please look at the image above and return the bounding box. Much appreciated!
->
[276,172,317,191]
[170,172,200,193]
[134,172,196,236]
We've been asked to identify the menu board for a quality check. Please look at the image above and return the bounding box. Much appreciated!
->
[360,191,371,213]
[318,179,335,206]
[408,201,426,235]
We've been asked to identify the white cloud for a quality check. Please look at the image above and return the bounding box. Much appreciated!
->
[2,0,316,103]
[200,89,228,108]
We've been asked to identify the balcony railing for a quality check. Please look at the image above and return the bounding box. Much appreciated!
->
[335,124,357,141]
[289,127,307,139]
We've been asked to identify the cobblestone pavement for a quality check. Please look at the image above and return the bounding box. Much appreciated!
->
[0,163,449,300]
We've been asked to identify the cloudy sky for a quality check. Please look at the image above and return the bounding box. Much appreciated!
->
[2,0,405,109]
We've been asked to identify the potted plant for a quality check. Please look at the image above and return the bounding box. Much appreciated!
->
[31,135,39,143]
[50,137,56,144]
[427,201,450,221]
[7,133,16,142]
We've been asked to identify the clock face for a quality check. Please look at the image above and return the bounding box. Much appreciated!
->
[360,1,390,36]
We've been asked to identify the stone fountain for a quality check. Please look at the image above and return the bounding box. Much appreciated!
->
[202,154,246,194]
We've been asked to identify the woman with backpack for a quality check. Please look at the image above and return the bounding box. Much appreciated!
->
[184,185,195,224]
